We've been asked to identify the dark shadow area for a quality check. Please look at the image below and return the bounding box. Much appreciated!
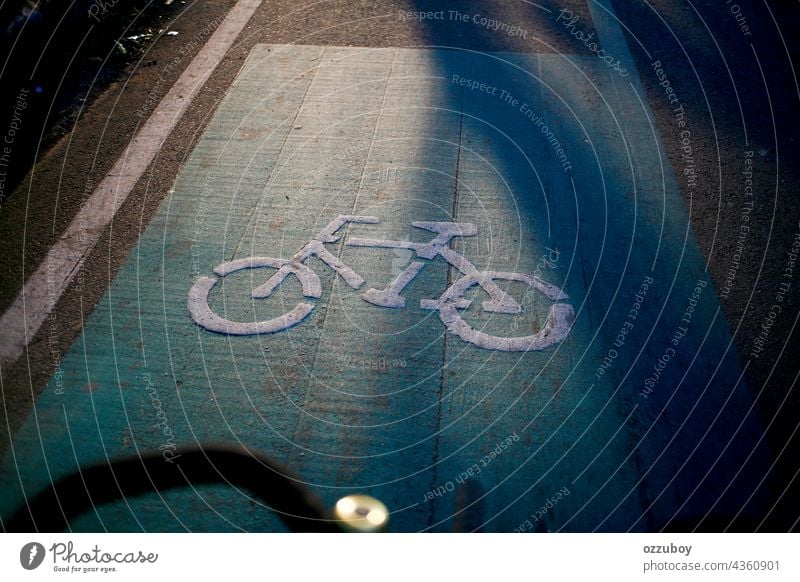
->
[0,0,186,208]
[612,0,800,532]
[400,0,786,531]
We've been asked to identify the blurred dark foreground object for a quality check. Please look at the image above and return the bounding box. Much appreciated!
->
[5,443,383,533]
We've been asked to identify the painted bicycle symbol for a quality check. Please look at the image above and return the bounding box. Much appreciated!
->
[188,215,575,351]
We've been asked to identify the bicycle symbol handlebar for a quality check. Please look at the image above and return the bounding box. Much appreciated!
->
[188,216,575,352]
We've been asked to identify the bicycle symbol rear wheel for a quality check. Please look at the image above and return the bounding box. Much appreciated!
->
[434,271,575,352]
[188,257,321,335]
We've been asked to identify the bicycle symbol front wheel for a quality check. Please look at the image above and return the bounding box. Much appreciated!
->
[434,271,575,352]
[188,257,321,335]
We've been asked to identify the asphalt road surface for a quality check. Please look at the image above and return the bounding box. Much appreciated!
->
[0,0,798,532]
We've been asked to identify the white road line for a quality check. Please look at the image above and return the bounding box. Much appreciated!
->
[0,0,263,366]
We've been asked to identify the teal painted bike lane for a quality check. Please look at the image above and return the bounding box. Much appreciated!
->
[1,43,771,531]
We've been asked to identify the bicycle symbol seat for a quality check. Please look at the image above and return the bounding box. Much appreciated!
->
[188,215,575,352]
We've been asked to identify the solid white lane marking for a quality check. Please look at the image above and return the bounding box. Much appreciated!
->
[0,0,264,366]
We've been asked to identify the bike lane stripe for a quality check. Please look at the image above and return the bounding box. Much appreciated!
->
[1,42,771,532]
[422,51,642,531]
[278,48,466,531]
[0,44,331,530]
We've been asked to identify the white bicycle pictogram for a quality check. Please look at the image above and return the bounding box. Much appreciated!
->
[188,215,575,351]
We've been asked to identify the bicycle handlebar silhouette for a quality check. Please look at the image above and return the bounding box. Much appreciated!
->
[6,444,339,533]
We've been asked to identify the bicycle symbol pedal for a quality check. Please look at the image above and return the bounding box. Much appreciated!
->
[188,215,575,352]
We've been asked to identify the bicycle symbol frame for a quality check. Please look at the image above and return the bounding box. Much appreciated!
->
[188,215,575,351]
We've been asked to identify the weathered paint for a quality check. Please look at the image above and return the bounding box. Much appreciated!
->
[188,214,574,351]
